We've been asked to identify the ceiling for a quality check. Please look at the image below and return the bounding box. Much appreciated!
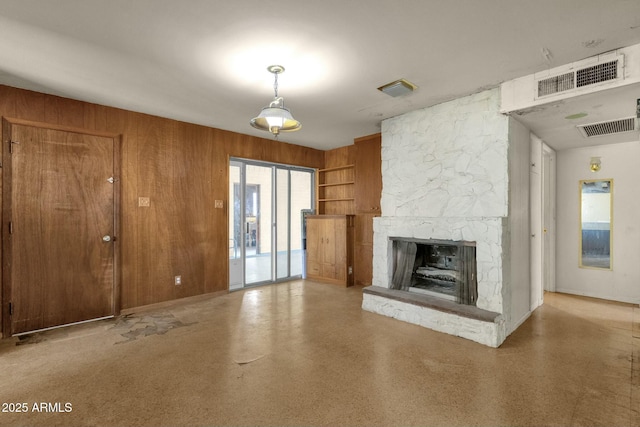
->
[0,0,639,151]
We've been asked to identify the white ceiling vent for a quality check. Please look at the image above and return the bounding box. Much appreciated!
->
[577,117,637,138]
[536,56,623,98]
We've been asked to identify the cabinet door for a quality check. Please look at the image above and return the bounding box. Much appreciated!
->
[305,216,349,285]
[306,218,322,277]
[330,218,347,281]
[355,214,377,286]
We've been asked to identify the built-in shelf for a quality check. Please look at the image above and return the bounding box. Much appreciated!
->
[318,181,356,188]
[318,164,355,173]
[318,198,355,202]
[316,164,355,214]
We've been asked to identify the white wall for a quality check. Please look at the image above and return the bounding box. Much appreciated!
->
[506,118,532,333]
[556,141,640,304]
[380,89,509,218]
[530,135,543,307]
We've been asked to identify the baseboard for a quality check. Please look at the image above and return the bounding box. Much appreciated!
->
[554,288,639,306]
[120,290,228,315]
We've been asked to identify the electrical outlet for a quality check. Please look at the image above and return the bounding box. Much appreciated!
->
[214,200,223,209]
[174,275,181,286]
[348,266,353,275]
[138,197,150,207]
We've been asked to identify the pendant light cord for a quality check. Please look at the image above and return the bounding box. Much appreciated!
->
[273,71,279,98]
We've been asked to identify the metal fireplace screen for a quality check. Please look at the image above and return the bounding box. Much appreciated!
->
[391,239,477,305]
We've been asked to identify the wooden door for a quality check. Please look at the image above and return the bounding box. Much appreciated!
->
[3,121,119,336]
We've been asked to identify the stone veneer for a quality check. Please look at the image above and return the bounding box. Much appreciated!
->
[362,88,511,347]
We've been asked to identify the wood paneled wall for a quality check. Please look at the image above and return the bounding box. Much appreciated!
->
[0,85,324,337]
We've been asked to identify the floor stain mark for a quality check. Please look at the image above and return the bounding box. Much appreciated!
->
[110,311,196,344]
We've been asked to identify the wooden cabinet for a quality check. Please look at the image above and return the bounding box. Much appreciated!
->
[354,133,382,286]
[306,215,354,286]
[314,134,381,287]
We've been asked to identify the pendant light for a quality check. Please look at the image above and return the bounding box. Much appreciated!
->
[250,65,301,137]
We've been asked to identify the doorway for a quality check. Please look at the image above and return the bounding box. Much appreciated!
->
[2,119,120,336]
[530,136,557,309]
[542,145,556,292]
[229,159,313,289]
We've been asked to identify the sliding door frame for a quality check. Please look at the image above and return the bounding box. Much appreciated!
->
[229,157,314,289]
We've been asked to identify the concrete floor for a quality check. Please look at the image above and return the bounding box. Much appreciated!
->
[0,280,638,426]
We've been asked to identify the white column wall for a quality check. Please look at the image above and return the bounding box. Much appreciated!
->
[365,88,531,347]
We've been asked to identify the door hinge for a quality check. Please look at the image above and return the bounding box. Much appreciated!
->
[8,221,13,234]
[9,302,13,316]
[9,140,19,154]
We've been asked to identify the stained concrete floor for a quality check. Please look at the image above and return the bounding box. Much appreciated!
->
[0,280,638,426]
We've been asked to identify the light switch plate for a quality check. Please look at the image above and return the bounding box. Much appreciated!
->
[215,200,223,209]
[138,197,150,207]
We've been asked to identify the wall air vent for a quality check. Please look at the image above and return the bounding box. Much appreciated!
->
[577,117,636,138]
[536,57,622,98]
[538,72,574,97]
[576,61,618,87]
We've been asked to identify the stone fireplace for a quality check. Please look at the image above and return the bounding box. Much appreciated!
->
[361,88,531,348]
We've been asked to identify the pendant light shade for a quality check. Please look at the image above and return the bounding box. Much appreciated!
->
[250,65,301,137]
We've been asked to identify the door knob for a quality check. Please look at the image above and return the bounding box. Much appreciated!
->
[102,235,112,242]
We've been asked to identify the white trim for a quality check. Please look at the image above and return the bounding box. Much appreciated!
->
[13,316,114,337]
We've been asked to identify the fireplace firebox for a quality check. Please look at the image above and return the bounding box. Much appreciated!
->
[391,238,477,305]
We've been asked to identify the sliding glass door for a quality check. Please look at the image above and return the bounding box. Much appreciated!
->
[229,159,313,289]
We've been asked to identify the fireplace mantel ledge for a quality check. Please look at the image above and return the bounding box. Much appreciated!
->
[362,286,501,323]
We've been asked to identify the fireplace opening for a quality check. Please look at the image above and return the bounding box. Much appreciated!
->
[391,238,477,305]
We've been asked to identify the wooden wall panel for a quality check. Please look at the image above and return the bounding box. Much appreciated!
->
[16,89,45,122]
[44,96,85,128]
[211,138,230,291]
[109,109,137,309]
[0,89,16,118]
[135,114,174,306]
[324,145,355,168]
[355,134,382,213]
[83,102,109,131]
[0,84,324,336]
